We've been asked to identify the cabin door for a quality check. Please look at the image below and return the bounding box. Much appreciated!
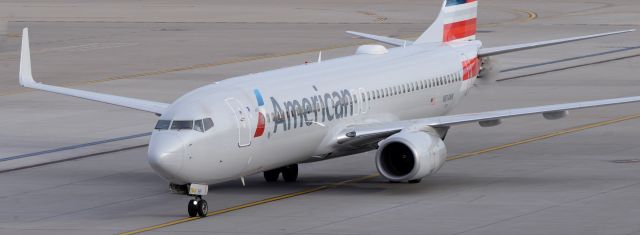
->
[225,98,252,147]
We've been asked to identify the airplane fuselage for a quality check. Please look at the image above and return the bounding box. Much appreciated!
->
[149,41,482,185]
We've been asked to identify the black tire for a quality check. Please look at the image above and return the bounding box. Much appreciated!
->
[263,169,280,182]
[187,199,198,217]
[282,164,298,182]
[408,179,422,184]
[197,199,208,217]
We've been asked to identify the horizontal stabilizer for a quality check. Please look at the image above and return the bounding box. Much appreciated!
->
[479,29,636,57]
[346,31,411,47]
[19,28,169,115]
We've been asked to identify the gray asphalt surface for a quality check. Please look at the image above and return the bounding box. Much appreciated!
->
[0,0,639,234]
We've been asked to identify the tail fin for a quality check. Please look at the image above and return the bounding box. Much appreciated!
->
[415,0,478,44]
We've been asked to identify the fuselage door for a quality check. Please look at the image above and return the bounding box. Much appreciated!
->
[225,98,252,147]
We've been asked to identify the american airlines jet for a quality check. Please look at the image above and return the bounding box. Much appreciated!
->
[18,0,638,217]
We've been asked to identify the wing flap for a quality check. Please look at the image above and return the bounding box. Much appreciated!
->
[19,28,169,115]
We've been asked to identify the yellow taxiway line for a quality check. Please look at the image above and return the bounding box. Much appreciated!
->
[446,114,640,161]
[120,113,640,235]
[120,174,379,235]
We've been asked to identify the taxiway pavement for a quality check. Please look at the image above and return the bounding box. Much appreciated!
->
[0,0,639,234]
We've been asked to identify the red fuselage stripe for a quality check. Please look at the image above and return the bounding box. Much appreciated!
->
[462,57,479,81]
[254,112,265,137]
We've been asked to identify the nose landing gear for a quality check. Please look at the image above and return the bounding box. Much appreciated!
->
[187,195,208,217]
[185,183,209,217]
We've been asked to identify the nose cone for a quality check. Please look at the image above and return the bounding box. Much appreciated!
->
[148,132,185,182]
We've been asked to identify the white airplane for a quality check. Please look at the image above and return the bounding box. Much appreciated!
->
[18,0,638,217]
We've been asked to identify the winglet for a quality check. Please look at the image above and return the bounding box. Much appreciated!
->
[19,27,36,87]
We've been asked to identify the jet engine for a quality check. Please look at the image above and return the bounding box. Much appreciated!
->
[476,57,501,86]
[375,130,447,182]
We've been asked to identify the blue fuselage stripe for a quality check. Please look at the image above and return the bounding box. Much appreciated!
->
[446,0,468,6]
[254,89,265,106]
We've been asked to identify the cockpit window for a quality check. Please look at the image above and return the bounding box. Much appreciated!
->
[194,119,204,132]
[156,118,212,132]
[154,120,171,130]
[203,118,214,131]
[171,120,193,130]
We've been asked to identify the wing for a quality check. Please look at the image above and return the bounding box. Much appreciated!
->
[19,28,169,115]
[334,96,640,147]
[345,31,411,47]
[478,29,635,57]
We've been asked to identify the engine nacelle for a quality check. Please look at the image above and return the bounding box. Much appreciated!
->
[375,131,447,182]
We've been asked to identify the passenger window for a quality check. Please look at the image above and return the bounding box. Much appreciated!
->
[154,120,171,130]
[194,119,204,132]
[203,118,214,131]
[171,120,193,130]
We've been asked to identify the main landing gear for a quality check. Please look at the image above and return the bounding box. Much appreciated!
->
[263,164,298,182]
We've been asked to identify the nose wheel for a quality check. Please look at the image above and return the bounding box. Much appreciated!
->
[187,195,208,217]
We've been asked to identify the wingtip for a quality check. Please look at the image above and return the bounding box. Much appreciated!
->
[19,26,35,87]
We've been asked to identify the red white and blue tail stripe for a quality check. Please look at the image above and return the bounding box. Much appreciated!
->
[415,0,478,44]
